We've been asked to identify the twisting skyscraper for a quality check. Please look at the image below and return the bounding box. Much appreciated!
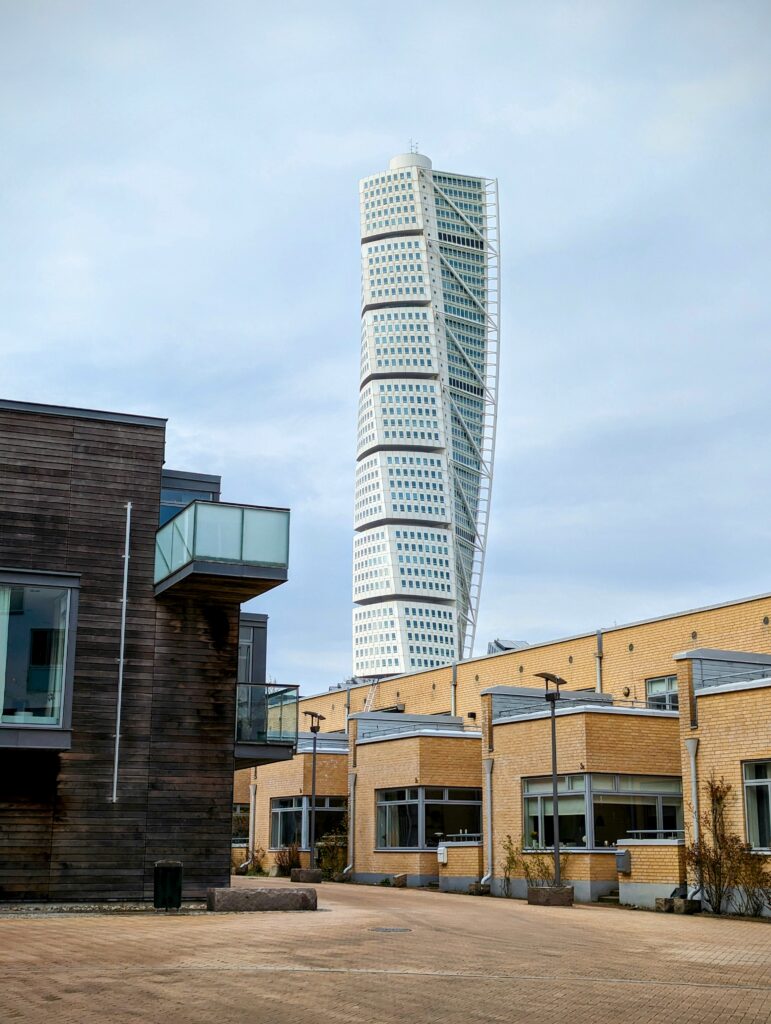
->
[353,152,499,678]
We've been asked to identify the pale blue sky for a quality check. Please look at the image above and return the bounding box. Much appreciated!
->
[2,1,770,694]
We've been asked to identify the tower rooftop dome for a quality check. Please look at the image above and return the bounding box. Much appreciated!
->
[389,152,432,170]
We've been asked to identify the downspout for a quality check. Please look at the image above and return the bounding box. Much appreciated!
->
[451,661,457,717]
[481,757,494,885]
[595,630,603,693]
[110,501,131,803]
[343,770,357,875]
[685,736,701,898]
[345,684,351,733]
[240,780,258,873]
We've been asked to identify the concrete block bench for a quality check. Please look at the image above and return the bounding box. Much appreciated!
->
[207,887,317,912]
[290,868,323,883]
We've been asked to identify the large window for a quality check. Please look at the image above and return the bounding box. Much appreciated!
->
[0,578,76,727]
[269,796,347,850]
[524,774,683,849]
[645,675,679,710]
[744,762,771,850]
[376,787,482,849]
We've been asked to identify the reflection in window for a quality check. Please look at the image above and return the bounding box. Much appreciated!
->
[524,774,683,848]
[376,787,482,848]
[0,584,71,726]
[645,675,679,710]
[744,762,771,849]
[270,796,347,850]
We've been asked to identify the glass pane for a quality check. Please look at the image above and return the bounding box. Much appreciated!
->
[272,809,302,848]
[745,762,770,781]
[425,788,445,800]
[327,797,346,808]
[314,809,346,842]
[542,796,586,847]
[424,802,481,845]
[194,503,243,561]
[618,775,682,793]
[524,797,540,847]
[380,789,407,802]
[746,785,771,848]
[235,683,267,742]
[237,642,252,684]
[662,801,684,832]
[377,802,418,847]
[169,505,195,571]
[1,585,69,726]
[447,788,482,802]
[524,776,575,794]
[591,774,616,791]
[594,795,658,845]
[242,508,289,566]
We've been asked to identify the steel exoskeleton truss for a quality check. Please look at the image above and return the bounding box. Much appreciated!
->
[427,173,500,660]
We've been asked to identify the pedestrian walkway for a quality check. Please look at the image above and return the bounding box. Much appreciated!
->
[1,877,770,1023]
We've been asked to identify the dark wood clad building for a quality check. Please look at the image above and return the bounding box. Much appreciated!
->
[0,399,295,900]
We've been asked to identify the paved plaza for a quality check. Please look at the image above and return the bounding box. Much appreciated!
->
[1,877,770,1024]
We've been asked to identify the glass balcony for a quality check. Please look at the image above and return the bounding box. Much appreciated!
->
[154,501,290,597]
[235,683,298,765]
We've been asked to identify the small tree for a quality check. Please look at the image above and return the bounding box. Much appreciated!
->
[274,843,302,876]
[686,774,771,916]
[499,835,571,895]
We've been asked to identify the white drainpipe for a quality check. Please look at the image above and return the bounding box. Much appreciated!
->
[481,757,494,885]
[343,771,357,875]
[685,736,701,899]
[240,779,259,874]
[451,661,457,717]
[595,630,603,693]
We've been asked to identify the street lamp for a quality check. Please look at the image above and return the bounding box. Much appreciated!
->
[534,672,567,887]
[303,711,326,868]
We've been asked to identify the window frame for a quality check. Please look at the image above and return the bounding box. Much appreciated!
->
[523,773,683,850]
[269,795,347,852]
[375,786,482,850]
[743,760,771,851]
[645,674,679,711]
[0,569,80,747]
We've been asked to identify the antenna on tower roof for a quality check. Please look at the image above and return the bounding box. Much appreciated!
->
[409,138,419,154]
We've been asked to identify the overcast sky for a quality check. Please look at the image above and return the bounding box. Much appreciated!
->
[2,1,770,694]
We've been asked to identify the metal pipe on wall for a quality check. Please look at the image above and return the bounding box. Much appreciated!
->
[110,501,132,803]
[481,758,494,885]
[343,771,357,875]
[451,661,457,717]
[595,630,604,693]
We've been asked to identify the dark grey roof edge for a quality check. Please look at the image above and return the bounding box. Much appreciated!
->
[162,468,221,486]
[673,648,771,665]
[0,398,167,428]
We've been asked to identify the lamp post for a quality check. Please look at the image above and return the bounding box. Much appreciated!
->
[303,711,326,868]
[534,672,566,887]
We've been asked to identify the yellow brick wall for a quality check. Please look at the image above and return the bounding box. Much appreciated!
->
[232,767,252,805]
[253,752,348,871]
[489,711,680,881]
[297,592,771,733]
[439,844,483,880]
[617,843,686,885]
[352,734,482,878]
[679,678,771,844]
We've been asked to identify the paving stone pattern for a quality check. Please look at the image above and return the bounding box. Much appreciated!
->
[1,878,770,1024]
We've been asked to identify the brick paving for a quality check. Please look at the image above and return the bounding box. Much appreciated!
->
[1,878,770,1023]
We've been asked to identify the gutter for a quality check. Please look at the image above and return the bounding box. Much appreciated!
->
[481,757,494,885]
[595,629,603,693]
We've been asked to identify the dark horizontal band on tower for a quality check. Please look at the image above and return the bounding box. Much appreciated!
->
[361,228,424,244]
[362,299,431,314]
[354,516,451,533]
[359,370,439,389]
[357,443,444,461]
[354,593,455,607]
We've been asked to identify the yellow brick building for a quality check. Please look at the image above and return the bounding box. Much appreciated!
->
[241,591,771,911]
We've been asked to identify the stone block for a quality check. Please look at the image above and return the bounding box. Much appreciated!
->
[655,898,674,913]
[206,887,317,912]
[673,898,702,915]
[527,886,574,907]
[290,868,323,883]
[392,874,407,888]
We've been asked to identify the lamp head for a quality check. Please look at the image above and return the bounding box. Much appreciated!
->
[534,671,567,700]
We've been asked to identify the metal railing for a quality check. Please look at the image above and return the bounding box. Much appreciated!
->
[235,682,298,745]
[442,832,483,844]
[357,719,480,741]
[626,829,684,841]
[154,500,289,584]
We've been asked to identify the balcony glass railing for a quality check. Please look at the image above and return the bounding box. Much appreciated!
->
[154,501,290,584]
[236,683,298,746]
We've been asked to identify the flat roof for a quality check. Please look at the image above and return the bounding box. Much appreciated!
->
[0,398,167,428]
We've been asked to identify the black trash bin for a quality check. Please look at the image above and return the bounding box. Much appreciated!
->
[154,860,183,909]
